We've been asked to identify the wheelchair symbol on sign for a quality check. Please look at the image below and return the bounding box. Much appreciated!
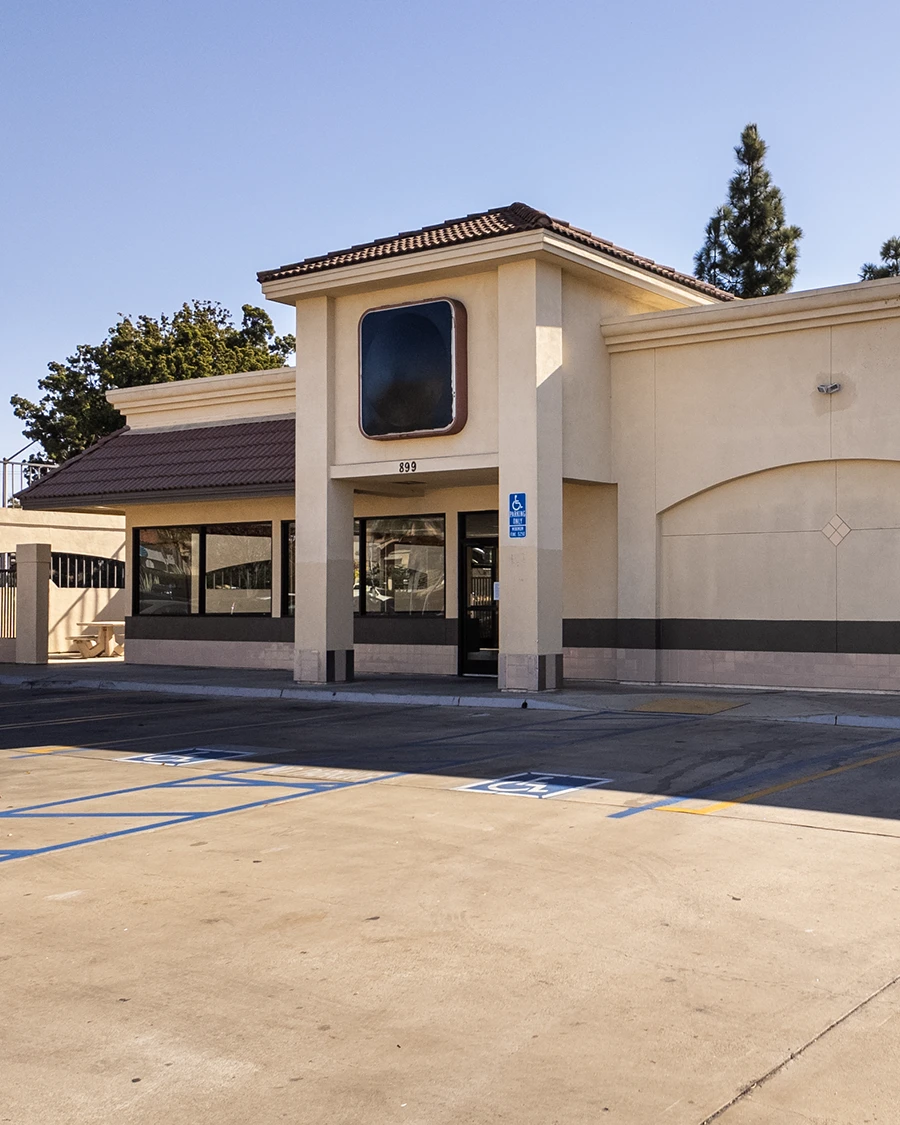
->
[510,496,525,513]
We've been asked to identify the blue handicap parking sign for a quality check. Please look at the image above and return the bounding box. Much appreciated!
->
[509,493,527,538]
[458,771,612,799]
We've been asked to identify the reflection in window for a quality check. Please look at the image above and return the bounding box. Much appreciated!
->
[136,523,272,615]
[137,526,199,615]
[205,523,272,614]
[361,517,445,615]
[281,517,446,618]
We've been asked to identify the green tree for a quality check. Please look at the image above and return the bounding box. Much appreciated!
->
[12,301,295,463]
[694,124,802,298]
[860,237,900,280]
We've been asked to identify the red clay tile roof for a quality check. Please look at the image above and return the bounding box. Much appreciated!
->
[16,419,295,508]
[258,201,735,301]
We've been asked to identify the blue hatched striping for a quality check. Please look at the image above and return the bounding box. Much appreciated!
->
[0,766,400,863]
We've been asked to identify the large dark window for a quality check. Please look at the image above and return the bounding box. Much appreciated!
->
[136,523,271,615]
[204,523,272,614]
[356,516,445,615]
[359,300,466,439]
[282,517,446,617]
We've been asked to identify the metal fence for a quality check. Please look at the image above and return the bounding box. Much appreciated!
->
[52,553,126,589]
[0,567,15,639]
[2,459,54,507]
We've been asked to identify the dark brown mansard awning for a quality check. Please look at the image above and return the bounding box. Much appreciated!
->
[16,418,295,509]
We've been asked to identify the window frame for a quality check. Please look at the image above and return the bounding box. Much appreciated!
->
[357,298,468,440]
[133,522,274,617]
[354,514,446,618]
[281,519,295,617]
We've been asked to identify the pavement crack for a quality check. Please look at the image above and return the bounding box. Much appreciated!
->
[696,971,900,1124]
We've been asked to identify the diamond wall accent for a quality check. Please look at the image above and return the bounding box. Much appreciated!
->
[822,515,851,545]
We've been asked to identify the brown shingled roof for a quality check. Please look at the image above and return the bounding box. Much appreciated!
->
[16,419,295,509]
[258,201,735,301]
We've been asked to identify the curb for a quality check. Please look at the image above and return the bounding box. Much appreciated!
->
[0,674,589,713]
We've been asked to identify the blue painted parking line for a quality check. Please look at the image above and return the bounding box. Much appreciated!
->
[609,730,900,819]
[608,796,688,818]
[0,765,401,864]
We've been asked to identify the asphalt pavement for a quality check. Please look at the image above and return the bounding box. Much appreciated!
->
[1,682,899,1123]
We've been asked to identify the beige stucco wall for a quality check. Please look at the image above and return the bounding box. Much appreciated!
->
[126,496,293,535]
[0,509,126,655]
[0,508,124,558]
[608,280,900,627]
[108,368,295,429]
[661,460,900,624]
[332,274,499,471]
[562,482,617,619]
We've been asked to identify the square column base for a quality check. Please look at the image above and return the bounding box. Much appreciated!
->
[295,649,355,684]
[498,653,564,692]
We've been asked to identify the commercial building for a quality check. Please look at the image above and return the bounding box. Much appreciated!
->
[19,202,900,691]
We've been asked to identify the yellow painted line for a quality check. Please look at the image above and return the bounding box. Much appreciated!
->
[13,744,81,755]
[632,698,744,715]
[669,745,900,816]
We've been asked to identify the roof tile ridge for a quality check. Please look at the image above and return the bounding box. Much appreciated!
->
[15,426,131,499]
[504,201,554,229]
[542,220,736,301]
[257,204,529,281]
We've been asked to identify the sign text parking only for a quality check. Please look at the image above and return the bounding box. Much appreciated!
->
[508,493,526,538]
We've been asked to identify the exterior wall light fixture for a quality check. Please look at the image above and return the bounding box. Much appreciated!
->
[817,382,842,394]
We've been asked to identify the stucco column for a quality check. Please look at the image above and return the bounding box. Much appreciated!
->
[497,260,564,691]
[15,542,50,665]
[294,296,355,682]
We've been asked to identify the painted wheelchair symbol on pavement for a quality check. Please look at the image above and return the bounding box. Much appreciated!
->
[458,771,613,799]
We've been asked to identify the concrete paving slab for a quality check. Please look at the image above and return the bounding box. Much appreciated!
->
[713,978,900,1124]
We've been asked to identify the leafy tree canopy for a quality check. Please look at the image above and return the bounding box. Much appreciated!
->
[860,237,900,280]
[694,123,802,298]
[12,301,295,463]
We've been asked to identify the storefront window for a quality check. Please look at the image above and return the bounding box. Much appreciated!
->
[362,516,445,615]
[281,516,446,617]
[205,523,272,614]
[136,523,272,615]
[136,526,200,615]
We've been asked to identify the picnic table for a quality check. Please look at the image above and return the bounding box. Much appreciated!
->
[71,621,125,659]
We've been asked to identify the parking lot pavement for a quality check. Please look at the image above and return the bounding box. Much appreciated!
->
[1,686,899,1123]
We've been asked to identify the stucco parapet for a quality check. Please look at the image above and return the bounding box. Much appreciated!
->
[107,367,296,427]
[603,277,900,352]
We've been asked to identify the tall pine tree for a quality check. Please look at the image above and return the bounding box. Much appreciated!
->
[694,124,802,298]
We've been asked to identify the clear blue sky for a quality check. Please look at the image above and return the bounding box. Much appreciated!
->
[2,0,897,456]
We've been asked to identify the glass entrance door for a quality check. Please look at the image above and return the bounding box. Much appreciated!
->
[459,512,499,676]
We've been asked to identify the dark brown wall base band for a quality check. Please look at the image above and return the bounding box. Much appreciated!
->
[353,616,457,646]
[127,616,294,643]
[563,619,900,655]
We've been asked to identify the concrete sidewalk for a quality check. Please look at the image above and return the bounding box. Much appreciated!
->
[6,659,900,730]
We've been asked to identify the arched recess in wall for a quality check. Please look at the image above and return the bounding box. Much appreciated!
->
[658,459,900,631]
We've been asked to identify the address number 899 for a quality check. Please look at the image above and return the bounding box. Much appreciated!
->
[398,461,417,473]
